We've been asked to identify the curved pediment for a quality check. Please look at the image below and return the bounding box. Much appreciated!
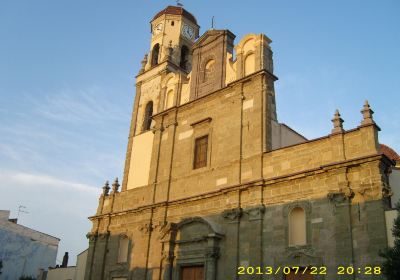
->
[176,216,224,236]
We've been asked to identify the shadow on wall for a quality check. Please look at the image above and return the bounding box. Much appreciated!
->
[84,196,391,280]
[84,216,224,280]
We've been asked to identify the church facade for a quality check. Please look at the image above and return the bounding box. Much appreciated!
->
[84,6,396,280]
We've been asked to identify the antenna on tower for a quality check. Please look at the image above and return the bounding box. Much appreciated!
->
[211,16,215,29]
[17,205,29,219]
[176,0,183,7]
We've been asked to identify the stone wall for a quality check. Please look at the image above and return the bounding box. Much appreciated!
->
[47,267,76,280]
[85,195,388,280]
[85,70,390,279]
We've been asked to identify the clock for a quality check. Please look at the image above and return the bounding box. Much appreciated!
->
[182,24,194,40]
[153,23,163,35]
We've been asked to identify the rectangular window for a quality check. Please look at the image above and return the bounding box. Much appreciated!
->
[117,237,129,263]
[193,135,208,169]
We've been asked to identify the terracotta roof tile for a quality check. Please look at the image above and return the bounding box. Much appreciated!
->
[153,6,197,25]
[380,144,400,162]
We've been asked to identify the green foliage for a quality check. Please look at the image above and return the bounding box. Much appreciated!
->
[19,276,36,280]
[380,201,400,280]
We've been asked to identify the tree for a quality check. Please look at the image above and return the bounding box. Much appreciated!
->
[0,260,2,274]
[380,201,400,280]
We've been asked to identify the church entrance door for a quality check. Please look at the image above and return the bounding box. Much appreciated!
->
[285,268,314,280]
[180,265,204,280]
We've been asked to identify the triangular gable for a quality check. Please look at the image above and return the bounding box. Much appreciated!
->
[193,29,235,49]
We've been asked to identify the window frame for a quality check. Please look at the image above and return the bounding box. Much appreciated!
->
[165,89,175,109]
[243,51,255,76]
[283,202,312,249]
[117,235,129,264]
[193,135,209,169]
[142,101,153,132]
[151,43,160,66]
[180,45,189,70]
[288,207,307,247]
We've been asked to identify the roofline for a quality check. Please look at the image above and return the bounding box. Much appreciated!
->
[193,29,236,50]
[280,123,308,141]
[1,219,61,241]
[49,266,77,270]
[268,123,382,157]
[77,248,89,256]
[26,225,60,241]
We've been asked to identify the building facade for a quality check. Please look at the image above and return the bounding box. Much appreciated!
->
[37,249,88,280]
[381,145,400,248]
[84,6,397,280]
[0,210,59,280]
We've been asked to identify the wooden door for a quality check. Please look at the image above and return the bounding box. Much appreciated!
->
[285,268,314,280]
[181,265,204,280]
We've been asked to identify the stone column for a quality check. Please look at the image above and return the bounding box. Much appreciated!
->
[205,247,219,280]
[222,208,242,280]
[159,223,177,280]
[84,232,98,280]
[97,232,110,280]
[328,193,355,280]
[84,232,109,280]
[205,233,222,280]
[243,205,265,280]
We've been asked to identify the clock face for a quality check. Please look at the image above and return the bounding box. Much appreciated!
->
[182,24,194,40]
[153,23,163,35]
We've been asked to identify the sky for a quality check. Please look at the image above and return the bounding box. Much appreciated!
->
[0,0,399,265]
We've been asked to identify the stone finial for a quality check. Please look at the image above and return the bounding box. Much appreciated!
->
[331,109,344,134]
[360,100,375,125]
[102,181,110,196]
[139,54,148,74]
[111,178,120,193]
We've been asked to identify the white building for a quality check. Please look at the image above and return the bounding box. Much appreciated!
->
[381,144,400,247]
[0,210,59,280]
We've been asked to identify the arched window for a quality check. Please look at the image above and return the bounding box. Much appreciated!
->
[244,53,255,76]
[204,59,215,82]
[142,101,153,132]
[166,89,174,109]
[151,44,160,66]
[289,207,306,246]
[180,45,189,70]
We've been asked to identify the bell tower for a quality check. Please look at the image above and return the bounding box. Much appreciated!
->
[145,6,199,72]
[122,6,199,191]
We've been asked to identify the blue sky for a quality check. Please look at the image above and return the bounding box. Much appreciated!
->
[0,0,399,265]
